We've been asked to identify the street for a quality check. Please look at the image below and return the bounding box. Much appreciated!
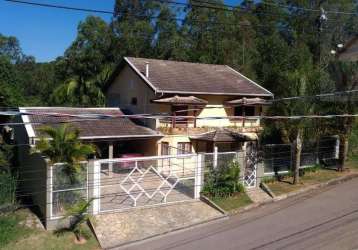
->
[120,179,358,250]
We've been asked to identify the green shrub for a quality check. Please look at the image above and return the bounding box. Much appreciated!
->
[0,173,17,206]
[349,122,358,157]
[202,160,244,198]
[299,164,322,176]
[262,176,275,184]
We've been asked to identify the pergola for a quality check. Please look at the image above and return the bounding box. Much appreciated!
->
[152,95,208,128]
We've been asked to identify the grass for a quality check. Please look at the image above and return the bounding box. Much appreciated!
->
[266,166,357,196]
[210,192,252,211]
[346,154,358,170]
[0,210,32,247]
[0,209,100,250]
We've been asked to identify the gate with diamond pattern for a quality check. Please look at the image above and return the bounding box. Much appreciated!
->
[92,154,202,213]
[244,142,258,188]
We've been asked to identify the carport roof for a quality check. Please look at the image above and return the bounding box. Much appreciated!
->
[20,107,162,140]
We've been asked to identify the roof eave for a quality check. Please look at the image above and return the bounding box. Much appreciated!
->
[157,90,273,97]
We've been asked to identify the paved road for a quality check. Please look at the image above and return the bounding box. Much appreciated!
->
[119,179,358,250]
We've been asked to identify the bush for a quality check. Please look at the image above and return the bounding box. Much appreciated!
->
[299,164,321,176]
[262,176,275,184]
[349,123,358,157]
[202,160,244,198]
[0,173,17,206]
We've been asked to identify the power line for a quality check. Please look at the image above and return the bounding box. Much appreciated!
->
[4,0,349,29]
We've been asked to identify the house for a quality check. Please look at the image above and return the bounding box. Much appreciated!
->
[338,35,358,62]
[14,107,162,228]
[105,57,273,155]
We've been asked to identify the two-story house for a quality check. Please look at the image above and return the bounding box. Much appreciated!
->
[105,57,273,155]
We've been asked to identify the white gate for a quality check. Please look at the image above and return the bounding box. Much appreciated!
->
[91,154,203,213]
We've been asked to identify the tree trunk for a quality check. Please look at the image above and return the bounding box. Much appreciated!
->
[338,135,348,171]
[293,129,302,185]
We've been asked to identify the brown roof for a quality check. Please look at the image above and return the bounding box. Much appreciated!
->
[190,129,257,142]
[338,35,358,62]
[152,95,208,105]
[225,97,272,106]
[20,107,162,140]
[109,57,273,97]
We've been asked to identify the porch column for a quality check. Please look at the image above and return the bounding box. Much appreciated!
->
[194,153,205,199]
[108,142,114,176]
[88,160,101,215]
[213,145,218,169]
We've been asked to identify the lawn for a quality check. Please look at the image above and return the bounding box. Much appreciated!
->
[210,192,252,211]
[0,209,100,250]
[266,165,358,196]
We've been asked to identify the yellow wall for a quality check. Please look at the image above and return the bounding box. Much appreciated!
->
[107,64,266,156]
[107,66,262,130]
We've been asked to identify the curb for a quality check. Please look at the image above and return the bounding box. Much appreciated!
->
[229,172,358,215]
[273,172,358,201]
[200,195,228,215]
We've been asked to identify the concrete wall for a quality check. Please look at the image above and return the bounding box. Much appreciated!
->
[13,118,48,224]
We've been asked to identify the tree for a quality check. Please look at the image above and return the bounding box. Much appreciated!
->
[0,34,23,63]
[61,198,94,243]
[56,16,115,106]
[112,0,158,58]
[328,60,358,170]
[33,125,96,181]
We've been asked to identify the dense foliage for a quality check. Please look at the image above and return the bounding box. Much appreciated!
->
[0,1,356,108]
[0,1,357,179]
[202,160,244,198]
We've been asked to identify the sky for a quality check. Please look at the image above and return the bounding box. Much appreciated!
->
[0,0,240,62]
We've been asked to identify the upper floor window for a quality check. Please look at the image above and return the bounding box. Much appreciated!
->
[234,106,255,117]
[131,97,137,106]
[177,142,192,155]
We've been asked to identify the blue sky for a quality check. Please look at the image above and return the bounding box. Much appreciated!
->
[0,0,240,62]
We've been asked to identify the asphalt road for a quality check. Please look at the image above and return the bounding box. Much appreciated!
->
[119,179,358,250]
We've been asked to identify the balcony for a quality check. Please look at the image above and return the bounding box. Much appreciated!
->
[156,117,262,135]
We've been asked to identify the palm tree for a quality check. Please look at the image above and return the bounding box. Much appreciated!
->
[33,124,96,181]
[65,66,111,106]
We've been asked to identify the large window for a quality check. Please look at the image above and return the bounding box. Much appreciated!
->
[234,106,255,116]
[177,142,192,155]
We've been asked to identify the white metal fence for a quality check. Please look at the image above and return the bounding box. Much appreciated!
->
[92,154,201,213]
[48,150,255,218]
[50,162,88,218]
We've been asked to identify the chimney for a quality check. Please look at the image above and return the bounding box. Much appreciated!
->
[145,62,149,78]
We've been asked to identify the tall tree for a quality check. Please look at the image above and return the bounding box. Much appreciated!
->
[54,16,115,106]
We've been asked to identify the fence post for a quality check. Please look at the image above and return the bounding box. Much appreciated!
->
[194,153,204,199]
[213,146,218,169]
[335,136,340,159]
[46,162,53,223]
[88,160,101,215]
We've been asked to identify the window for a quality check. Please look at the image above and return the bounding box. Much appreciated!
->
[131,97,137,105]
[161,142,169,155]
[234,106,255,116]
[177,142,192,155]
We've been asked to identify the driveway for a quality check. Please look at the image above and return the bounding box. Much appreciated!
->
[119,179,358,250]
[93,201,224,249]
